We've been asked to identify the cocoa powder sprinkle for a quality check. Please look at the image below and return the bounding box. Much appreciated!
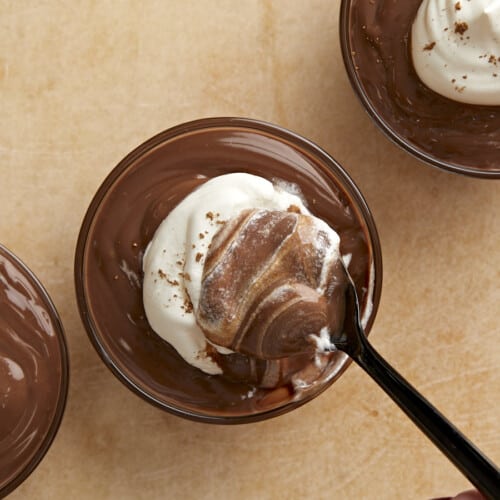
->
[183,295,193,314]
[454,22,468,35]
[179,272,191,282]
[159,269,180,286]
[423,41,436,51]
[287,204,302,214]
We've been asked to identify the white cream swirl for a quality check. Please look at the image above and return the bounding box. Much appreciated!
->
[412,0,500,105]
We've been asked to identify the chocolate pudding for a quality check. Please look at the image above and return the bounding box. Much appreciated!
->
[75,118,382,423]
[0,245,69,496]
[341,0,500,176]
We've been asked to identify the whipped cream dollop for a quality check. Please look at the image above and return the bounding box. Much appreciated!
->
[411,0,500,105]
[143,173,327,374]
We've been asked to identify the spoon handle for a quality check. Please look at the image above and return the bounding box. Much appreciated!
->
[351,336,500,499]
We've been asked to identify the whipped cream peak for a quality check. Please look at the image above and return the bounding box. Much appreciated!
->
[412,0,500,105]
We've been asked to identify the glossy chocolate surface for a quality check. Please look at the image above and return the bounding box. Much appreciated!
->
[342,0,500,175]
[76,119,382,422]
[0,245,68,496]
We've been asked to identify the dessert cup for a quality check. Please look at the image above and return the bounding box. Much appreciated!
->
[0,244,69,497]
[74,117,382,423]
[340,0,500,178]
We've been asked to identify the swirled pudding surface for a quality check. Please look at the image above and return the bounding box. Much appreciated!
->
[0,246,67,494]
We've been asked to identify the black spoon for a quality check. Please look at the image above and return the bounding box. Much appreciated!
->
[329,272,500,499]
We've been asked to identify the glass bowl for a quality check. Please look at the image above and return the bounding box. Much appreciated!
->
[74,117,382,424]
[340,0,500,178]
[0,244,69,497]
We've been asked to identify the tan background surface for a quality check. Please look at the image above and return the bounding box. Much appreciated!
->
[1,1,498,499]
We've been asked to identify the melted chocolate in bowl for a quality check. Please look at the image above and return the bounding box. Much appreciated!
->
[75,118,382,423]
[0,245,69,496]
[340,0,500,177]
